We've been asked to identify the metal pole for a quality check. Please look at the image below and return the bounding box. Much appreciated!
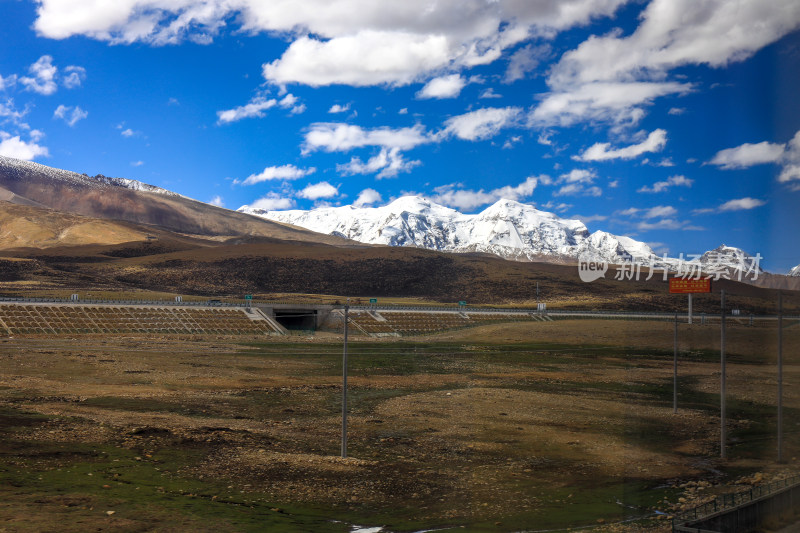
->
[688,293,693,325]
[674,311,678,414]
[342,301,349,458]
[721,289,726,460]
[778,292,784,463]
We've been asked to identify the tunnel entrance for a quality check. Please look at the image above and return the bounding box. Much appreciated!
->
[273,309,317,332]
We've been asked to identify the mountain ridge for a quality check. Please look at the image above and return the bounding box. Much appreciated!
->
[0,155,350,246]
[239,195,769,275]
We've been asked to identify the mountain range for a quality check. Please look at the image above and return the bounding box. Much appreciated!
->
[0,155,797,304]
[239,196,773,276]
[0,154,795,280]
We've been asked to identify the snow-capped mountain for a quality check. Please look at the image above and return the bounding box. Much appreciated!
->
[0,155,184,198]
[790,264,800,276]
[239,196,770,276]
[240,196,662,265]
[697,245,763,275]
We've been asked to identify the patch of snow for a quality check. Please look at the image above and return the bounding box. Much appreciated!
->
[0,155,185,198]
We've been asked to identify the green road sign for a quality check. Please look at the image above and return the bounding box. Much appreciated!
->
[458,301,467,306]
[245,295,253,300]
[369,298,377,304]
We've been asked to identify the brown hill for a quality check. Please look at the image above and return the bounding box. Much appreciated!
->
[3,235,796,313]
[0,201,151,249]
[0,155,348,245]
[0,200,229,252]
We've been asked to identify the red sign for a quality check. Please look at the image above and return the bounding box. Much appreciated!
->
[669,277,712,294]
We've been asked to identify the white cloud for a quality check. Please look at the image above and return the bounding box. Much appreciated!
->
[63,66,86,89]
[636,218,685,231]
[668,107,685,115]
[0,74,18,91]
[247,193,296,211]
[531,81,692,127]
[338,147,421,179]
[0,99,30,126]
[548,168,601,197]
[53,104,88,127]
[298,181,338,200]
[278,93,305,114]
[554,183,601,197]
[642,205,677,219]
[431,175,538,211]
[131,160,144,167]
[505,44,550,83]
[264,31,452,87]
[710,130,800,188]
[20,56,58,95]
[33,0,629,86]
[709,141,786,169]
[718,197,767,212]
[502,135,522,150]
[637,174,693,193]
[440,106,521,141]
[216,96,277,124]
[574,129,667,161]
[538,200,571,213]
[328,103,350,113]
[616,204,702,231]
[618,205,678,219]
[416,74,466,99]
[240,164,316,185]
[573,213,607,224]
[479,88,502,99]
[354,188,382,207]
[538,0,800,127]
[550,1,800,89]
[0,133,49,160]
[209,195,224,207]
[559,168,596,184]
[304,122,430,153]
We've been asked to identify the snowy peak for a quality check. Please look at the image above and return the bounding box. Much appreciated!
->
[239,195,648,265]
[0,155,184,199]
[790,264,800,276]
[239,195,774,276]
[699,244,763,272]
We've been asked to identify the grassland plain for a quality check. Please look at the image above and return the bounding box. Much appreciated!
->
[0,319,798,532]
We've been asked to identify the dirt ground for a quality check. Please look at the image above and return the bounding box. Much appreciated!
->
[0,319,798,532]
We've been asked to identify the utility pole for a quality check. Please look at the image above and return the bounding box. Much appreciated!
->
[778,292,784,463]
[341,300,349,458]
[720,289,727,459]
[674,312,678,414]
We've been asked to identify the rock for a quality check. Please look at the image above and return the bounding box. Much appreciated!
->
[106,510,115,516]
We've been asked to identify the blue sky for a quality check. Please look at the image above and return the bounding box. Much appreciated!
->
[1,0,800,271]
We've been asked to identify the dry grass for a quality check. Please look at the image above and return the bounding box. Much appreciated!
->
[0,320,798,531]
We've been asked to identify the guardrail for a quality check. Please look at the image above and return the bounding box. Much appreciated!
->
[0,297,797,320]
[0,296,244,308]
[673,474,800,532]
